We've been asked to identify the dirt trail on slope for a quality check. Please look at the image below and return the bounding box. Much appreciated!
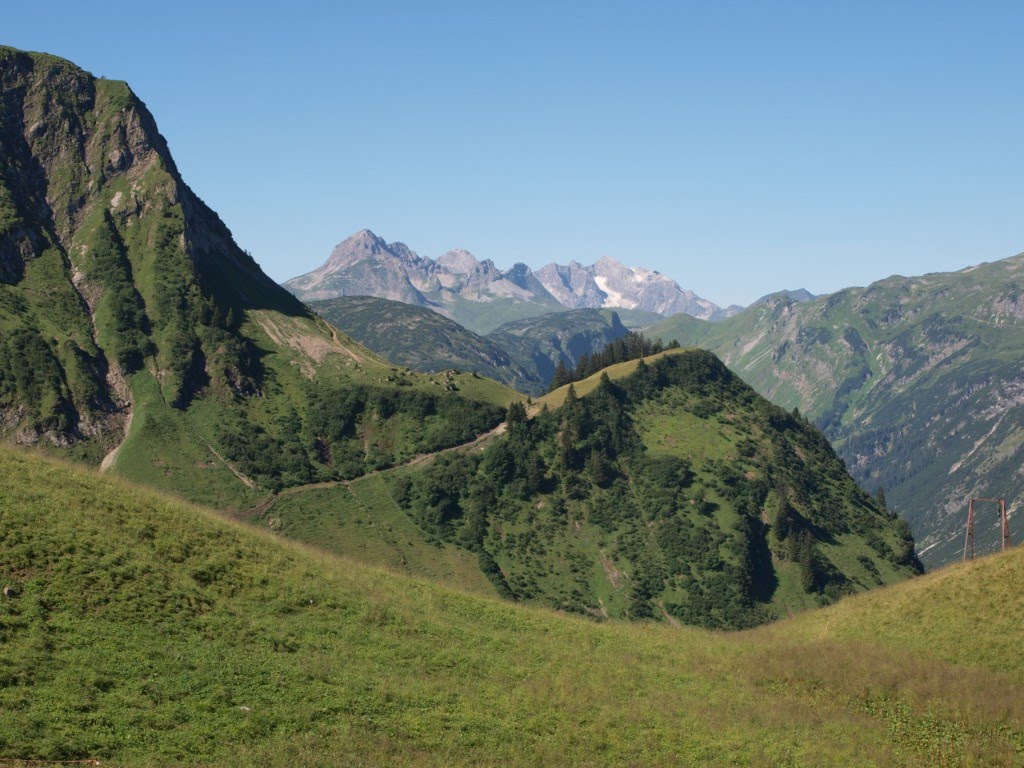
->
[198,435,257,489]
[243,420,508,520]
[99,408,134,473]
[656,600,682,628]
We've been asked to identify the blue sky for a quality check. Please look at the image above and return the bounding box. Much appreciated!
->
[7,1,1024,306]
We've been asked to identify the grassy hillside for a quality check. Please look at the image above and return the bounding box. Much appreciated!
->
[1,445,1021,766]
[648,254,1024,566]
[537,347,687,409]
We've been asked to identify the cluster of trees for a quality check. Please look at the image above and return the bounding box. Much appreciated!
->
[548,332,679,391]
[218,383,504,492]
[148,211,260,408]
[0,329,77,433]
[86,212,153,373]
[390,349,919,629]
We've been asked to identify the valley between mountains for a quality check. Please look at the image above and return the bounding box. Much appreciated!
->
[291,226,1022,570]
[0,44,1022,766]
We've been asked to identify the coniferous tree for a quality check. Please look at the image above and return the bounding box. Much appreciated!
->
[506,400,527,425]
[874,486,887,512]
[797,530,816,592]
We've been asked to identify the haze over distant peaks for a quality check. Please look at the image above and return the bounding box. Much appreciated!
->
[535,255,741,318]
[751,288,819,306]
[283,229,739,332]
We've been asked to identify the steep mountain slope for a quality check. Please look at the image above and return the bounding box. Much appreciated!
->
[256,349,921,628]
[4,444,1019,765]
[648,254,1024,566]
[0,47,515,510]
[284,229,737,330]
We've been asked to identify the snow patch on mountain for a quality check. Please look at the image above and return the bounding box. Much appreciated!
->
[284,230,738,324]
[593,275,636,309]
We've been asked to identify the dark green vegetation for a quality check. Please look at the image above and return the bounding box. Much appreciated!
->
[309,295,542,392]
[485,308,631,392]
[266,349,920,628]
[221,382,503,491]
[0,47,516,511]
[547,331,677,390]
[2,445,1022,766]
[312,296,634,395]
[649,254,1024,566]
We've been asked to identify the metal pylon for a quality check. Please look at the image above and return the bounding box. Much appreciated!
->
[964,497,1011,561]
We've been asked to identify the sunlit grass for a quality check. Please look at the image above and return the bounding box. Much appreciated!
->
[1,446,1021,766]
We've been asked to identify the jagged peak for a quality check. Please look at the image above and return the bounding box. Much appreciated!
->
[326,229,391,266]
[438,248,479,275]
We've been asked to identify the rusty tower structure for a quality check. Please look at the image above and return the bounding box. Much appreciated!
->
[963,497,1011,561]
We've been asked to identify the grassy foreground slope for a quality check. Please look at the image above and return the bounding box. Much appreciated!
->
[1,446,1022,766]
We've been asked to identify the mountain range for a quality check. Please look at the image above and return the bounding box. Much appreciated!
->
[283,229,740,333]
[0,45,920,624]
[648,254,1024,567]
[8,42,1024,768]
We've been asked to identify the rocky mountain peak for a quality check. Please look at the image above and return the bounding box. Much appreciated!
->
[437,248,479,275]
[286,229,738,327]
[326,229,390,267]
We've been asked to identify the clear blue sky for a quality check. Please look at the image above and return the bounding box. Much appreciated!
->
[7,1,1024,306]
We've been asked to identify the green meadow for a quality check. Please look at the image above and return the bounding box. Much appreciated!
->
[1,446,1021,766]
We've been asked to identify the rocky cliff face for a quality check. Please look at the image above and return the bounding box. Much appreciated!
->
[0,47,311,450]
[534,255,731,319]
[285,230,738,329]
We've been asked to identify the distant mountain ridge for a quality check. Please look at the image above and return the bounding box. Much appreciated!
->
[311,296,632,395]
[647,253,1024,567]
[535,257,742,319]
[283,229,737,332]
[752,288,819,305]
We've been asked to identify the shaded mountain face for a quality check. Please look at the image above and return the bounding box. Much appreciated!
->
[0,47,513,509]
[648,254,1024,567]
[486,309,630,391]
[311,297,632,395]
[309,296,545,392]
[0,46,295,445]
[284,230,738,331]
